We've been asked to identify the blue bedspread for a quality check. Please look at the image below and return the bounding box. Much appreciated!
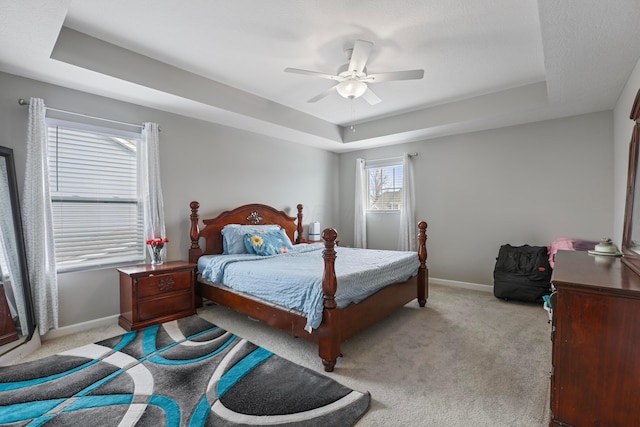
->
[198,243,420,332]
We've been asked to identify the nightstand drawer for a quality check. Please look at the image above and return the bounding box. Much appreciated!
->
[137,292,193,321]
[137,270,192,298]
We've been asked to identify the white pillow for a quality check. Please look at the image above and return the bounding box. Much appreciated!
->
[221,224,281,254]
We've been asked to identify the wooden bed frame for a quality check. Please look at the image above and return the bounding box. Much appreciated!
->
[188,201,428,372]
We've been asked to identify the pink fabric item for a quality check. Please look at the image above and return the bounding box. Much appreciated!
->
[548,238,598,268]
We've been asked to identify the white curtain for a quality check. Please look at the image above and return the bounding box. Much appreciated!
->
[22,97,58,335]
[354,158,367,248]
[139,123,166,258]
[398,153,416,251]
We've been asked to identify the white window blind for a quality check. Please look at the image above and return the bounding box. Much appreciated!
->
[47,120,145,272]
[365,158,404,211]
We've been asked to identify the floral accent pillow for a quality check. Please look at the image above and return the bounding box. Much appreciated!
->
[221,224,281,254]
[244,229,294,256]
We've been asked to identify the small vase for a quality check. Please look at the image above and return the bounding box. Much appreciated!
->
[149,246,165,265]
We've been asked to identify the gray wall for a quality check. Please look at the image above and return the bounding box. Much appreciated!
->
[0,71,339,328]
[0,69,620,329]
[339,112,614,286]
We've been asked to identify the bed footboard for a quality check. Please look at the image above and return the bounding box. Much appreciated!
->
[317,221,428,372]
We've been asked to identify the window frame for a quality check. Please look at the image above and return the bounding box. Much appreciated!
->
[364,158,404,213]
[46,118,145,273]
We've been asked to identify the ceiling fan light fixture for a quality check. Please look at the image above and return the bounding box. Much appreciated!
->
[285,39,423,105]
[336,79,367,99]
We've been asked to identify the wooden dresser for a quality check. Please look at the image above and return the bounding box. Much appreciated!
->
[550,250,640,426]
[118,261,197,331]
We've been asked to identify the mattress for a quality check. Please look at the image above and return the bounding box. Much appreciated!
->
[197,243,419,331]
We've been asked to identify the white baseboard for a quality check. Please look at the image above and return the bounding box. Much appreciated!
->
[431,277,493,293]
[42,314,120,341]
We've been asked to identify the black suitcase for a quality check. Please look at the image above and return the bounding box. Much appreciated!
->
[493,244,552,302]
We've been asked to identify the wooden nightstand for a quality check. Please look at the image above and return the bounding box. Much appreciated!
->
[117,261,197,331]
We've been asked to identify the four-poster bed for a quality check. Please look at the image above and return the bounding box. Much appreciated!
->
[188,201,428,371]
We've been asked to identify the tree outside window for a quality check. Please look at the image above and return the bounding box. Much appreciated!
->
[367,165,403,211]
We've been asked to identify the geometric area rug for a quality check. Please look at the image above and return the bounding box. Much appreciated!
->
[0,315,370,426]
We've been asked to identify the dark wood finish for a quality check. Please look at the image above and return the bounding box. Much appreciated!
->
[188,201,428,371]
[0,284,19,346]
[622,88,640,275]
[118,261,197,331]
[550,250,640,426]
[189,201,303,261]
[0,146,36,350]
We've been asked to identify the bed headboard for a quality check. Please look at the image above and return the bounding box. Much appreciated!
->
[189,201,304,263]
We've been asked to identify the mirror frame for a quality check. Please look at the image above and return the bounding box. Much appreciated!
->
[622,88,640,276]
[0,146,36,348]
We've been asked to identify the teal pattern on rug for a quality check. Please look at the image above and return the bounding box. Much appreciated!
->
[0,315,370,426]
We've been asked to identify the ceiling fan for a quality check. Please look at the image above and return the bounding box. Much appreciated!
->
[284,40,424,105]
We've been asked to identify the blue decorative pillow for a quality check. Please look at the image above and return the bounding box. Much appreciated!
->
[221,224,281,254]
[244,229,294,256]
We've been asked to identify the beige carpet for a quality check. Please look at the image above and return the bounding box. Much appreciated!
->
[18,284,551,426]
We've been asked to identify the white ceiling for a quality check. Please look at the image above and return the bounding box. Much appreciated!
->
[1,0,640,152]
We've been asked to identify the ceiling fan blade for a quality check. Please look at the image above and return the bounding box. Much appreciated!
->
[307,85,338,103]
[348,40,373,74]
[284,67,342,81]
[361,87,382,105]
[364,69,425,83]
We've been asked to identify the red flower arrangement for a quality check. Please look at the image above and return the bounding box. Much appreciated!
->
[147,237,169,264]
[146,237,169,247]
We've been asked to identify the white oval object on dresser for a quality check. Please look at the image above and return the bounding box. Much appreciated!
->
[595,238,618,253]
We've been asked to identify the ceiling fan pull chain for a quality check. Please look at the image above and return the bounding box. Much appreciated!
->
[350,98,356,132]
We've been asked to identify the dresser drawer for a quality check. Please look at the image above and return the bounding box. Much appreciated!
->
[137,270,192,298]
[137,291,193,322]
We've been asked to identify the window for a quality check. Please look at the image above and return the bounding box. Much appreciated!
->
[366,159,404,211]
[47,120,145,272]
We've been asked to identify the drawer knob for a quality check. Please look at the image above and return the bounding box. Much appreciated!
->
[157,276,175,292]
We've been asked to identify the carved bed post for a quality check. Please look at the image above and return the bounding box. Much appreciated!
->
[320,227,339,372]
[189,201,203,263]
[296,203,304,244]
[417,221,428,307]
[321,228,338,309]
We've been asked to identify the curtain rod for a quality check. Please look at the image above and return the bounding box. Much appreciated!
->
[18,98,144,130]
[366,153,419,163]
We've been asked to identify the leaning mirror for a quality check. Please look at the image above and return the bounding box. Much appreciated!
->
[622,89,640,275]
[0,146,35,356]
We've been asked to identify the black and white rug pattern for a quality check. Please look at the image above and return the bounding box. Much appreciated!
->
[0,315,370,426]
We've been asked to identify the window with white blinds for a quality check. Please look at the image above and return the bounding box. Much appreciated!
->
[365,158,404,211]
[47,120,145,272]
